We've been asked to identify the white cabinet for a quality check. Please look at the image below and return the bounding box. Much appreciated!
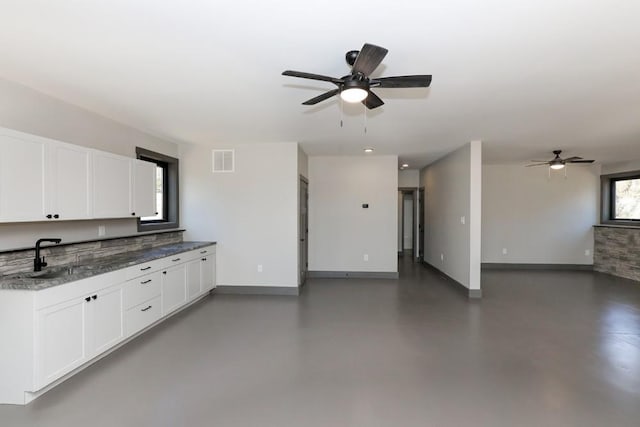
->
[45,142,92,220]
[201,254,216,292]
[87,285,124,356]
[92,151,132,218]
[186,259,202,300]
[132,159,157,218]
[0,131,46,221]
[161,265,187,315]
[34,282,124,389]
[34,297,87,389]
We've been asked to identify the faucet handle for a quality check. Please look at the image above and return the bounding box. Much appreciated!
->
[41,256,47,268]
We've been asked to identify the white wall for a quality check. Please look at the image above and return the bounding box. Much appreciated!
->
[181,142,299,288]
[309,155,398,273]
[482,164,598,265]
[398,169,420,188]
[422,142,481,290]
[0,78,180,251]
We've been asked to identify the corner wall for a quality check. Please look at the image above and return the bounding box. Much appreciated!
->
[308,155,398,274]
[180,142,299,288]
[482,164,598,265]
[421,142,481,294]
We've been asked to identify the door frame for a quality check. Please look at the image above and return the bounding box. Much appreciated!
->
[299,175,309,287]
[398,187,417,259]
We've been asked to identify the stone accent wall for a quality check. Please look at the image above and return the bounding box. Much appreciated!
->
[594,226,640,282]
[0,231,183,276]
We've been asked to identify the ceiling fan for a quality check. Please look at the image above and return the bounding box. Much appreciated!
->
[282,43,432,109]
[526,150,595,169]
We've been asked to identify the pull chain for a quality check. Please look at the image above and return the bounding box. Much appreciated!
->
[364,103,367,134]
[340,97,344,128]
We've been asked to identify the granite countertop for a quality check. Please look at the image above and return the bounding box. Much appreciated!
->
[0,241,215,291]
[593,224,640,229]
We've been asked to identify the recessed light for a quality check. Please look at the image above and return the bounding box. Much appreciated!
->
[364,148,374,153]
[402,163,409,168]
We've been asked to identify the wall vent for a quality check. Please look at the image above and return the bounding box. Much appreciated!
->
[212,149,234,173]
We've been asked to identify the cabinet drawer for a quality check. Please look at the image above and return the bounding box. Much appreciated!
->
[124,296,161,337]
[125,258,168,280]
[123,272,161,310]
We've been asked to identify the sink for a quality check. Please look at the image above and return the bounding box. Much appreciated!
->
[23,267,77,280]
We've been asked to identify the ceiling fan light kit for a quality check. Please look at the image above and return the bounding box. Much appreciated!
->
[282,43,432,110]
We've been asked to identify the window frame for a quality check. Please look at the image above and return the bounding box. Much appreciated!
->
[600,170,640,225]
[136,147,179,232]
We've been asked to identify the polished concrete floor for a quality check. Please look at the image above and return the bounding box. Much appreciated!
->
[2,258,640,426]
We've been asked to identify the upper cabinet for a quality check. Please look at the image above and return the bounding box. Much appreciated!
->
[0,127,158,223]
[45,142,92,220]
[132,159,157,218]
[0,131,46,221]
[92,151,133,219]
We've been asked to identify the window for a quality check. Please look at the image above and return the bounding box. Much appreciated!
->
[601,171,640,224]
[136,147,179,231]
[611,176,640,220]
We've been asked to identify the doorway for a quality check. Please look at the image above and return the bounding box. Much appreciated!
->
[398,188,417,259]
[418,187,424,262]
[299,177,309,286]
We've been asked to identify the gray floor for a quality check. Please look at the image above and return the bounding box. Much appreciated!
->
[2,257,640,426]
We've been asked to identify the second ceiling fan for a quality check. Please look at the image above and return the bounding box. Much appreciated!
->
[282,43,432,109]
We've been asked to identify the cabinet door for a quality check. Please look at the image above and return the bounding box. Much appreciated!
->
[133,159,156,218]
[186,259,202,300]
[93,151,132,218]
[0,132,46,221]
[46,142,92,220]
[88,285,124,356]
[161,265,187,315]
[201,254,216,292]
[35,298,87,389]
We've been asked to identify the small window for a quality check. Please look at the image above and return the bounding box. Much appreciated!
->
[136,148,179,231]
[611,176,640,221]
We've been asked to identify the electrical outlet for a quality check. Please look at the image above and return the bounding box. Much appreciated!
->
[585,249,590,256]
[98,225,106,237]
[257,264,263,273]
[502,248,508,255]
[440,253,444,262]
[460,216,465,225]
[364,254,369,262]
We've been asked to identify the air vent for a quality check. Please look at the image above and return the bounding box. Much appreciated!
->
[212,149,234,173]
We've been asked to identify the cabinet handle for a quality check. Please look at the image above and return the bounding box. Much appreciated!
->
[46,214,52,219]
[140,279,152,284]
[200,250,207,254]
[140,266,152,271]
[92,295,97,300]
[85,297,91,302]
[141,305,152,312]
[131,212,136,216]
[202,258,207,261]
[162,271,167,275]
[172,258,181,262]
[53,214,59,219]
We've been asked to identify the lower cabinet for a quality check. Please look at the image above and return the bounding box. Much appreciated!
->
[8,244,216,404]
[34,282,124,389]
[161,265,187,315]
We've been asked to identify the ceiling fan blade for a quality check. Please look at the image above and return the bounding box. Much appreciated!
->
[302,89,340,105]
[282,70,343,85]
[566,159,595,163]
[563,156,583,162]
[529,160,551,163]
[352,43,388,77]
[372,75,432,88]
[525,163,550,167]
[362,90,384,109]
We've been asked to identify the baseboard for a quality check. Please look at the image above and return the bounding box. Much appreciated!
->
[307,271,399,279]
[421,261,482,299]
[481,263,593,271]
[214,286,300,296]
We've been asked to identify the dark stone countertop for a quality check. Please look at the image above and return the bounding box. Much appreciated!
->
[0,241,216,291]
[593,224,640,230]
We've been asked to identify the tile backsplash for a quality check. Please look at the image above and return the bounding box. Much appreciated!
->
[0,231,184,276]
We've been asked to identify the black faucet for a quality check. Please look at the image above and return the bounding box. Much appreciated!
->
[34,238,62,272]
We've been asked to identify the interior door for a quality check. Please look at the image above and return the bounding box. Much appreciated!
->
[299,178,309,286]
[418,188,425,261]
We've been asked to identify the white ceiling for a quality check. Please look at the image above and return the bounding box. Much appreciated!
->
[1,0,639,168]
